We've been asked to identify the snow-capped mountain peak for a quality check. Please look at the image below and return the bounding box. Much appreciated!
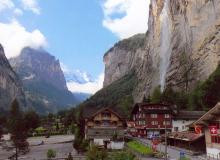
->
[64,69,94,84]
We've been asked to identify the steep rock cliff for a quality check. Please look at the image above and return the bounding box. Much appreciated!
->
[10,47,79,114]
[104,0,220,102]
[0,44,26,111]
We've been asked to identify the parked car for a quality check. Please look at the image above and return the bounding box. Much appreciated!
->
[147,134,160,140]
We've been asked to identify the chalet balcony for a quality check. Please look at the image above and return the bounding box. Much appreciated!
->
[86,128,125,139]
[101,116,111,120]
[91,124,123,128]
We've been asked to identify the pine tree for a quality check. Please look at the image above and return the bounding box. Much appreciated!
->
[8,99,29,160]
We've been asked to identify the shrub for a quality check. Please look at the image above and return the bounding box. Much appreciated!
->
[86,144,108,160]
[65,152,73,160]
[47,149,56,159]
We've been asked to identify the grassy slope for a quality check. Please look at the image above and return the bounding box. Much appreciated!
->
[127,140,153,155]
[79,71,137,119]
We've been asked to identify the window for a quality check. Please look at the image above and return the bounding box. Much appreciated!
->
[151,121,158,125]
[164,114,170,118]
[102,112,111,118]
[133,115,135,121]
[151,114,157,118]
[163,121,170,125]
[182,126,185,130]
[174,127,179,132]
[102,120,110,126]
[95,121,100,125]
[211,136,220,144]
[139,113,141,118]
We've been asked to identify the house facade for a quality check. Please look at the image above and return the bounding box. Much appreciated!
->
[131,103,173,138]
[194,103,220,159]
[172,111,205,132]
[83,107,126,149]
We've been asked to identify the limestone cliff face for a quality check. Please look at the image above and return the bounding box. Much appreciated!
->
[103,0,220,102]
[103,34,146,87]
[0,44,26,110]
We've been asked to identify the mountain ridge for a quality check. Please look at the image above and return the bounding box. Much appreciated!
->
[9,47,79,114]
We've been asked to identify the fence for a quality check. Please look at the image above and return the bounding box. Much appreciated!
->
[207,153,220,160]
[9,155,86,160]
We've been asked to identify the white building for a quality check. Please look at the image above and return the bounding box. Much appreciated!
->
[172,111,205,132]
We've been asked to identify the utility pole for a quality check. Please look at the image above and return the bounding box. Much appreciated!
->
[15,146,18,160]
[165,122,168,160]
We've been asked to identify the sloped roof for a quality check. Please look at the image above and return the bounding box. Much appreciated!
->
[174,111,206,120]
[168,131,204,142]
[82,106,124,120]
[194,102,220,126]
[131,103,174,114]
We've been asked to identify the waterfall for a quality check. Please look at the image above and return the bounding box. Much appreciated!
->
[159,0,172,92]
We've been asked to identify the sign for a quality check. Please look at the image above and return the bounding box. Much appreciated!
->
[152,144,157,152]
[194,125,202,134]
[152,138,160,145]
[209,126,218,135]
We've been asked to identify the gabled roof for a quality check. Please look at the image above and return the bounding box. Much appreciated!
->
[82,106,123,120]
[194,102,220,126]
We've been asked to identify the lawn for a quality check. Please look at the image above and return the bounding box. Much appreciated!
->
[127,140,153,155]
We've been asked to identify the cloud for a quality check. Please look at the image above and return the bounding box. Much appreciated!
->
[14,8,23,16]
[20,0,40,15]
[0,20,47,58]
[102,0,150,39]
[67,73,104,94]
[0,0,14,12]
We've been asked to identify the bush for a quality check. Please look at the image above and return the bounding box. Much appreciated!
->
[65,152,73,160]
[86,145,108,160]
[47,149,56,159]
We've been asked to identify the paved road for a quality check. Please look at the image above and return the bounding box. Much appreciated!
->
[136,138,204,160]
[0,135,76,160]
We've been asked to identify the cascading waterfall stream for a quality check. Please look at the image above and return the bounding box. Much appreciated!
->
[159,0,172,92]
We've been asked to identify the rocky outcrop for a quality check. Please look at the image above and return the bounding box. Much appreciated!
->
[0,44,26,111]
[10,47,68,91]
[103,0,220,102]
[10,47,79,114]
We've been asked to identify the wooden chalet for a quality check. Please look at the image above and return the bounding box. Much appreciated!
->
[83,107,126,149]
[131,103,174,138]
